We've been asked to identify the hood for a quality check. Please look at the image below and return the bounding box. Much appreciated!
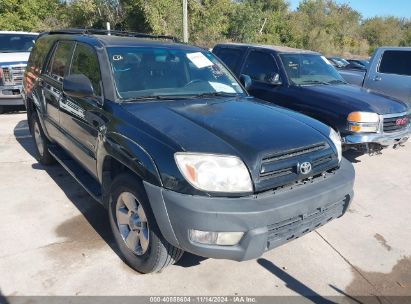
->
[0,52,30,65]
[121,96,331,175]
[301,84,408,114]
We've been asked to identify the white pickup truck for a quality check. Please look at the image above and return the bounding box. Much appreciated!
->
[340,47,411,107]
[0,31,38,114]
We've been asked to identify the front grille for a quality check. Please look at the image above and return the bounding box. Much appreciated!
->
[262,143,326,163]
[266,196,350,248]
[260,143,332,179]
[383,114,410,133]
[256,142,338,193]
[1,65,25,86]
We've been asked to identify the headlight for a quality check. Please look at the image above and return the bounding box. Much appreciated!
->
[347,112,379,133]
[329,128,342,163]
[174,153,253,193]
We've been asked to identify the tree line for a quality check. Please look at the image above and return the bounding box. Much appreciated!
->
[1,0,410,57]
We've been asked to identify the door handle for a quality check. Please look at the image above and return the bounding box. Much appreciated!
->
[85,110,105,128]
[373,76,382,81]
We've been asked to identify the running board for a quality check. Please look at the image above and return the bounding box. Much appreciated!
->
[48,146,102,204]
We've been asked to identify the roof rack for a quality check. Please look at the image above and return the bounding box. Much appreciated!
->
[49,28,178,42]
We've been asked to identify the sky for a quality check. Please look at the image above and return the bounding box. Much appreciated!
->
[288,0,411,19]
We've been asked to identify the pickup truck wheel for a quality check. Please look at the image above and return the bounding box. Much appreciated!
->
[31,113,55,165]
[0,106,4,114]
[109,174,184,274]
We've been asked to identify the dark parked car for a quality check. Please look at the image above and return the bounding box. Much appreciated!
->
[213,43,411,153]
[24,30,354,273]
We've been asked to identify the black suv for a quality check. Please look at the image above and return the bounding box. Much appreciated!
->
[24,29,354,274]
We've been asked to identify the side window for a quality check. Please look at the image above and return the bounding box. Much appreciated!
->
[217,48,242,72]
[47,41,74,82]
[378,50,411,76]
[27,37,55,74]
[242,51,279,83]
[70,43,102,96]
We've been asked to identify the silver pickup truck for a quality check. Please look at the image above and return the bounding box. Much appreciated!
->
[340,47,411,107]
[0,31,38,114]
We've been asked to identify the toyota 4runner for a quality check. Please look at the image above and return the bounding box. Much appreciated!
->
[24,29,355,274]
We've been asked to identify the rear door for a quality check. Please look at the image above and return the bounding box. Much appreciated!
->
[59,42,104,177]
[364,50,411,106]
[41,40,75,139]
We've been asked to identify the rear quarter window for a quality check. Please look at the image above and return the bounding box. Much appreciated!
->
[378,50,411,76]
[27,36,55,74]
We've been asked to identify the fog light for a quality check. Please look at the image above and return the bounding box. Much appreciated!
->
[189,230,244,246]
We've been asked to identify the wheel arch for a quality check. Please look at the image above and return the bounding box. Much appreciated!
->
[98,135,162,208]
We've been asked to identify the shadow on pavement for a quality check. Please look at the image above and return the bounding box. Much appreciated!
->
[176,252,207,268]
[13,120,201,271]
[328,285,364,304]
[257,258,337,303]
[343,150,364,163]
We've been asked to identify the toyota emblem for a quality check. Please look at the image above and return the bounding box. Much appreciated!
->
[300,162,312,175]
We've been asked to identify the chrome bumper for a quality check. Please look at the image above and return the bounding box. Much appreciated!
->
[343,126,410,146]
[0,85,24,106]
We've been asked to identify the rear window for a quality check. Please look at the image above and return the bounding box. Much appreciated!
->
[378,50,411,76]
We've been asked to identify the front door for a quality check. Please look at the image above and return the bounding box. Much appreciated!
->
[240,49,283,103]
[59,42,104,177]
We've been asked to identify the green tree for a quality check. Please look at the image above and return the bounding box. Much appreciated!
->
[285,0,369,56]
[0,0,65,31]
[362,17,404,54]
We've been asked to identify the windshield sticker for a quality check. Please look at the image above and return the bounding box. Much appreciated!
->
[186,52,214,69]
[209,82,236,93]
[321,56,332,65]
[113,54,123,61]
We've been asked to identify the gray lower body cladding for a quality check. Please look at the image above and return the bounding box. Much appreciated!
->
[144,158,355,261]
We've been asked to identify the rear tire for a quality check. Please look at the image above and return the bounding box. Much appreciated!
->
[108,173,184,274]
[30,112,55,165]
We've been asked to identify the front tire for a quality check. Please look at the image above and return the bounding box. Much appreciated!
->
[109,173,184,274]
[30,112,55,165]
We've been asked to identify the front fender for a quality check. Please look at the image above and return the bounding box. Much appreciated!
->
[96,131,162,191]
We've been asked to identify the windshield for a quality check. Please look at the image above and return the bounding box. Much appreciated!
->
[107,47,245,100]
[0,34,37,52]
[280,54,346,86]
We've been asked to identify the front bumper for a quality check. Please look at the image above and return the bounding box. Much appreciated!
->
[144,159,355,261]
[0,85,24,106]
[342,126,410,147]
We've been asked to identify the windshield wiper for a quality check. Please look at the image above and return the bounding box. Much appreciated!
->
[299,80,330,85]
[121,95,189,102]
[191,92,239,98]
[327,79,347,85]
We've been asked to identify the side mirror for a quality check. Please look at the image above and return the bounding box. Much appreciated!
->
[239,74,252,90]
[266,73,282,86]
[63,74,94,98]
